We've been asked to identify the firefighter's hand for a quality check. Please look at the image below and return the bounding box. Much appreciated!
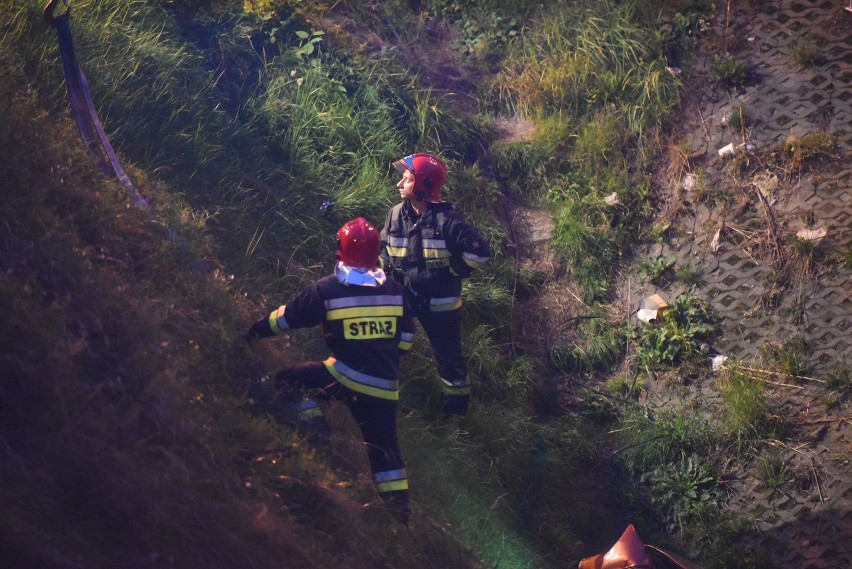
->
[244,320,266,344]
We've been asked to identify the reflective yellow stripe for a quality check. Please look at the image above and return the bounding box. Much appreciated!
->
[268,306,287,334]
[423,248,452,259]
[326,305,404,320]
[430,297,462,312]
[376,479,409,493]
[323,357,399,401]
[386,246,407,257]
[397,331,415,351]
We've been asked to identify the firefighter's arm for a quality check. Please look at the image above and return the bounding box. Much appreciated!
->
[246,283,325,342]
[245,305,288,342]
[396,295,416,355]
[448,215,491,278]
[378,208,394,274]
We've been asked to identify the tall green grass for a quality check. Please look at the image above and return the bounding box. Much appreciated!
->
[489,1,679,301]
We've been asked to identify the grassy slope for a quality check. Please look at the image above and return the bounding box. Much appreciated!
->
[1,0,730,567]
[0,4,485,568]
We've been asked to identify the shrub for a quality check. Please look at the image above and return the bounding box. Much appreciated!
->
[634,289,717,368]
[712,53,748,85]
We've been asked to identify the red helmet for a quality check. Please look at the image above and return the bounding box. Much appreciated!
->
[392,153,447,202]
[337,217,381,269]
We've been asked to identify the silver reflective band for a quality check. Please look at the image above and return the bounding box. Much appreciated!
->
[331,359,398,391]
[374,468,407,482]
[325,292,402,310]
[421,238,447,249]
[463,251,489,264]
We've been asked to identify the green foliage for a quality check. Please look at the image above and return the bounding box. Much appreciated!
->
[547,170,646,301]
[572,111,628,175]
[487,112,572,202]
[726,105,749,130]
[634,289,717,368]
[655,7,711,63]
[675,263,704,287]
[825,361,851,395]
[500,5,679,138]
[637,255,676,284]
[780,132,836,170]
[454,12,518,57]
[842,245,852,270]
[719,366,781,442]
[642,454,721,534]
[759,336,810,377]
[789,37,826,68]
[550,318,626,374]
[618,407,715,473]
[605,373,646,398]
[712,53,749,85]
[756,450,793,491]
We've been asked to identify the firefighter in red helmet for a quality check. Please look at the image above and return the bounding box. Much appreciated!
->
[246,217,416,523]
[380,154,491,416]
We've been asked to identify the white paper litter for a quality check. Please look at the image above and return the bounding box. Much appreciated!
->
[711,227,722,252]
[711,355,729,372]
[637,308,659,323]
[796,227,827,242]
[604,192,620,205]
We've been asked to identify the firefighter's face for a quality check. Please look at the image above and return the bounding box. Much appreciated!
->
[397,169,417,201]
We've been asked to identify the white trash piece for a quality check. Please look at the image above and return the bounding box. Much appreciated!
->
[604,192,620,206]
[637,294,669,323]
[710,226,723,252]
[711,355,729,372]
[796,227,827,242]
[637,308,658,323]
[718,142,755,157]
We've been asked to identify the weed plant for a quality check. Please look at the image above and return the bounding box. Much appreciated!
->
[493,1,679,300]
[711,53,748,86]
[642,454,721,534]
[825,361,851,395]
[617,406,716,473]
[789,38,826,68]
[719,365,782,443]
[634,289,717,369]
[756,450,793,491]
[779,132,836,171]
[675,263,704,287]
[726,105,749,130]
[550,317,627,375]
[637,255,676,284]
[759,336,810,378]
